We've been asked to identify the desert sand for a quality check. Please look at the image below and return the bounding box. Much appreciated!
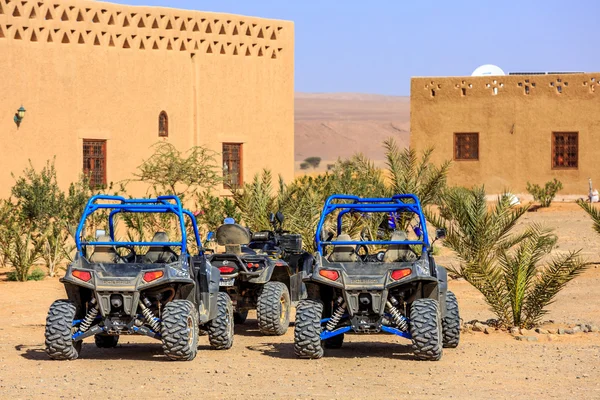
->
[1,204,599,399]
[294,93,410,170]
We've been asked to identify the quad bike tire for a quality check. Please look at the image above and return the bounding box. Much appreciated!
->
[324,333,344,349]
[45,300,82,360]
[94,334,119,348]
[161,299,199,361]
[234,310,248,325]
[207,292,234,350]
[294,299,324,359]
[442,291,460,348]
[257,281,291,336]
[409,298,443,361]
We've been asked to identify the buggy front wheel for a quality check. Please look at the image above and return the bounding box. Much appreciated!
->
[161,300,199,361]
[207,292,234,350]
[409,298,443,361]
[294,300,324,359]
[442,291,460,348]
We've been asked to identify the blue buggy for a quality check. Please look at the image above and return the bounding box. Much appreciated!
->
[293,194,460,360]
[44,195,233,361]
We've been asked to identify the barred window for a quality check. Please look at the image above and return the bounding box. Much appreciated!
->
[159,111,168,137]
[454,133,479,160]
[223,143,243,188]
[552,132,578,169]
[83,140,107,188]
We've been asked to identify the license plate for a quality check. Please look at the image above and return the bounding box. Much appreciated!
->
[219,278,235,287]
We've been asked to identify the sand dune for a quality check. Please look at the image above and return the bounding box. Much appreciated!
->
[294,93,410,166]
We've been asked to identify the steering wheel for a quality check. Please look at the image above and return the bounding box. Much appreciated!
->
[115,245,137,263]
[355,244,369,261]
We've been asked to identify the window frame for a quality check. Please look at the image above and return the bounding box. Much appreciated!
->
[222,143,243,188]
[82,139,107,188]
[551,131,579,170]
[453,132,480,161]
[158,111,169,138]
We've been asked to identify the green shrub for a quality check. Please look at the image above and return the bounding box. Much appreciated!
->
[7,267,46,281]
[28,267,46,281]
[304,157,321,169]
[526,179,563,207]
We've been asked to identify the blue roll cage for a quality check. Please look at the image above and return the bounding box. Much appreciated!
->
[315,194,430,255]
[75,195,202,258]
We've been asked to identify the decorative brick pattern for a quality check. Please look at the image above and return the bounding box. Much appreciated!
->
[0,0,284,58]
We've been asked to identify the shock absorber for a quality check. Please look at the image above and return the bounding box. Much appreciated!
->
[326,297,346,331]
[386,296,408,331]
[139,298,161,332]
[79,298,98,332]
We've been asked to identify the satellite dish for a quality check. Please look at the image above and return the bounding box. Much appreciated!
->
[471,64,505,77]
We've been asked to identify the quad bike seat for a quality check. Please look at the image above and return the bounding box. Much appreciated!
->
[216,223,251,255]
[384,231,417,263]
[328,234,359,263]
[89,235,118,263]
[143,232,178,263]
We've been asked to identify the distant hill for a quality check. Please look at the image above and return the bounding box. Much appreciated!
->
[294,93,410,171]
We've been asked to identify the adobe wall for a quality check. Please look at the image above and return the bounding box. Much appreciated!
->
[0,0,294,198]
[410,73,600,194]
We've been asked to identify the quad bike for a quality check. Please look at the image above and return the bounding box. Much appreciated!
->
[44,195,234,361]
[208,213,310,335]
[293,194,460,360]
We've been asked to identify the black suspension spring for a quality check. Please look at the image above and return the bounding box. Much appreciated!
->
[80,299,98,332]
[139,299,160,332]
[386,299,408,331]
[326,297,345,331]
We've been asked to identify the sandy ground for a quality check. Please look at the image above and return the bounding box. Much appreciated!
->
[1,204,600,399]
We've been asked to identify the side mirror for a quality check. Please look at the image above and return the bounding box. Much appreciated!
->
[435,228,447,240]
[269,213,276,224]
[276,211,284,224]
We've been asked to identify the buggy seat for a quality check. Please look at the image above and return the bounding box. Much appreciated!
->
[328,234,358,262]
[143,232,178,263]
[89,235,117,263]
[383,231,417,263]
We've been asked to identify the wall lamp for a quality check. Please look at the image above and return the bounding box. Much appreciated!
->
[14,105,26,128]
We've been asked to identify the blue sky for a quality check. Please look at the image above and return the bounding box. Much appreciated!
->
[116,0,598,96]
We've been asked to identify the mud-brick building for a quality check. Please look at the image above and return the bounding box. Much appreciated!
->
[410,72,600,194]
[0,0,294,197]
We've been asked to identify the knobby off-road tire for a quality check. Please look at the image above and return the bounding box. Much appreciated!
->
[94,334,119,348]
[45,300,82,360]
[409,298,443,361]
[294,300,324,359]
[207,292,234,350]
[161,300,199,361]
[234,310,248,325]
[257,281,291,336]
[442,291,460,348]
[324,333,344,349]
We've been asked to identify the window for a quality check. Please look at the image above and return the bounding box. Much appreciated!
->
[552,132,578,169]
[454,133,479,160]
[83,140,107,188]
[159,111,168,137]
[223,143,243,188]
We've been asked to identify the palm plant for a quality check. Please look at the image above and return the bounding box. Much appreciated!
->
[430,186,590,327]
[577,200,600,234]
[384,138,451,207]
